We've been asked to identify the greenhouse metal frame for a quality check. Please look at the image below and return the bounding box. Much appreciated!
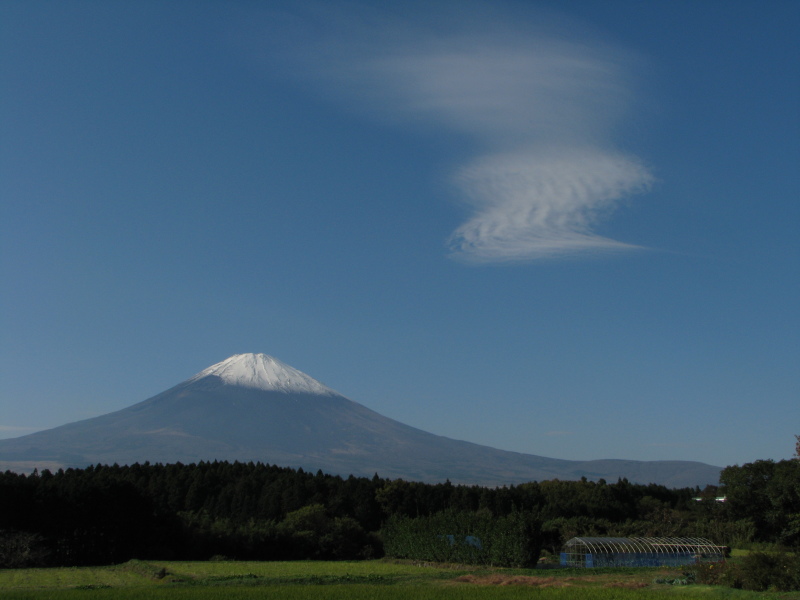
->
[560,537,726,568]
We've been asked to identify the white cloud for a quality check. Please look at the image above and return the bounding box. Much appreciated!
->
[365,36,635,148]
[256,3,653,262]
[449,149,653,262]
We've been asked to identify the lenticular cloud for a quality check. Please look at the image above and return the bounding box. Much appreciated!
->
[449,150,654,262]
[359,26,655,262]
[259,3,654,262]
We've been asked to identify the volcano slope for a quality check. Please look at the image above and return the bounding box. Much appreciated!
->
[0,354,721,487]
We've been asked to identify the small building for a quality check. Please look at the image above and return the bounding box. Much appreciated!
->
[560,537,726,568]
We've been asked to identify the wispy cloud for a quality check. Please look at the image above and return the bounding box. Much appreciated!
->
[255,3,653,262]
[450,149,652,261]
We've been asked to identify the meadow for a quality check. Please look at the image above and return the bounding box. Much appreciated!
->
[2,559,799,600]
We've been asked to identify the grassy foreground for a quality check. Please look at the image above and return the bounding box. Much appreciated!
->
[1,560,798,600]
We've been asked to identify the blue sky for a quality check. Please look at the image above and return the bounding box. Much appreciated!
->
[2,0,798,470]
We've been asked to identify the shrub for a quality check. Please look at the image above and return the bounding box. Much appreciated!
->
[736,551,800,592]
[0,530,49,568]
[693,560,746,589]
[691,550,800,592]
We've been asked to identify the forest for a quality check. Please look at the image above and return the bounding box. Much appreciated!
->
[1,456,798,568]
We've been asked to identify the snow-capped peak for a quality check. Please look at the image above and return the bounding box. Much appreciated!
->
[189,353,339,396]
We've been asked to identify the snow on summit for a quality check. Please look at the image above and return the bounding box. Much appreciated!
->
[189,353,339,396]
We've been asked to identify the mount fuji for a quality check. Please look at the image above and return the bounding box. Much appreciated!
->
[0,353,721,487]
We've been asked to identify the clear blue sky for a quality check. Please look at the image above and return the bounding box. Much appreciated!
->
[2,0,798,469]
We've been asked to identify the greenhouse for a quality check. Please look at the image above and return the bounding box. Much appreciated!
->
[560,537,726,568]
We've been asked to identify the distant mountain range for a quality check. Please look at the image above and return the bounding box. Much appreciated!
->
[0,353,721,488]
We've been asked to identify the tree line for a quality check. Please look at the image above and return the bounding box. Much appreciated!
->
[0,456,797,568]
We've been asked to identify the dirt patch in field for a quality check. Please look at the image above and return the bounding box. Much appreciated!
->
[455,575,575,588]
[455,574,651,589]
[603,581,649,589]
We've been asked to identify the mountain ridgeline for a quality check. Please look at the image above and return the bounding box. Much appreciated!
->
[0,353,721,487]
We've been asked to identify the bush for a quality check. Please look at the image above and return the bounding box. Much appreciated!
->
[0,530,49,568]
[691,550,800,592]
[691,561,728,586]
[736,551,800,592]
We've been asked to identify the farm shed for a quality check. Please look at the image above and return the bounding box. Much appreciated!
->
[560,537,725,568]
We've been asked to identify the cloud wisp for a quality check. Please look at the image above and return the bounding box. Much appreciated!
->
[449,149,653,262]
[258,4,653,262]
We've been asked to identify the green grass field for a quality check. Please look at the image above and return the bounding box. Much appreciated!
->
[2,560,798,600]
